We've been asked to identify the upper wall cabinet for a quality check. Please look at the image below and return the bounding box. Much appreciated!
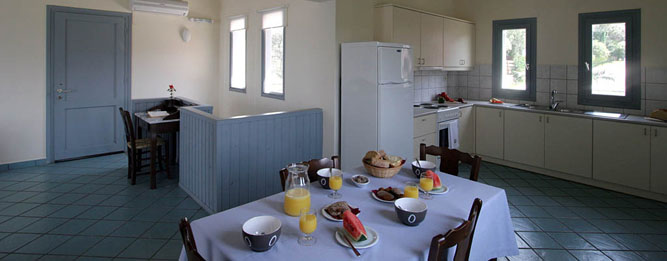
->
[374,4,475,70]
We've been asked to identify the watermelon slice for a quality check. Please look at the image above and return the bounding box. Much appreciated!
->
[425,170,442,190]
[342,210,367,242]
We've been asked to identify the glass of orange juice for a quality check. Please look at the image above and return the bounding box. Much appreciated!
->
[298,208,317,246]
[328,169,343,199]
[420,173,433,200]
[404,182,419,199]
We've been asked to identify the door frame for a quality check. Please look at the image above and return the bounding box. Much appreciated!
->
[46,6,132,163]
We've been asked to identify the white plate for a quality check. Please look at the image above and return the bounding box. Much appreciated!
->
[335,226,379,249]
[321,203,360,222]
[419,184,449,195]
[370,191,399,203]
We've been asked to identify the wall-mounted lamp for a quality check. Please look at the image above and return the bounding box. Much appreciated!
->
[188,17,214,24]
[181,27,191,42]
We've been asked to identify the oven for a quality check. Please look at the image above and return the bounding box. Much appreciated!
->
[438,119,459,150]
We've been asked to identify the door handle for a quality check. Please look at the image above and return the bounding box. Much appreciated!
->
[539,116,542,122]
[655,129,659,137]
[644,128,648,136]
[56,88,72,93]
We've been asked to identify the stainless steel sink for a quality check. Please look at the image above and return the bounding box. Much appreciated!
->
[513,104,628,119]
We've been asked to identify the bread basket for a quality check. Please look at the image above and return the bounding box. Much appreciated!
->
[362,160,405,178]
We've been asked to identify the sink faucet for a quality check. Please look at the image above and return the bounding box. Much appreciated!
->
[550,90,562,111]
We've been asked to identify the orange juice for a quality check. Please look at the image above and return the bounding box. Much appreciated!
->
[284,188,311,216]
[405,185,419,198]
[299,214,317,234]
[329,176,342,190]
[420,178,433,192]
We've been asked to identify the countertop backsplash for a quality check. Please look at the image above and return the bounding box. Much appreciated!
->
[414,70,448,103]
[447,64,667,117]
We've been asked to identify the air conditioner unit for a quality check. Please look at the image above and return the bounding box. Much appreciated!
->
[131,0,189,16]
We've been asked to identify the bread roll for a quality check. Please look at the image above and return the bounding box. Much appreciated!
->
[378,150,387,158]
[371,158,391,168]
[363,151,381,162]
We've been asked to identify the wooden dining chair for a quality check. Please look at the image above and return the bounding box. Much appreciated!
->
[119,108,170,186]
[279,156,340,191]
[420,144,482,181]
[428,198,483,261]
[179,217,206,261]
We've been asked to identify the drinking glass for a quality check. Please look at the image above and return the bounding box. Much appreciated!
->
[404,182,419,199]
[298,208,317,246]
[328,169,343,199]
[420,173,433,200]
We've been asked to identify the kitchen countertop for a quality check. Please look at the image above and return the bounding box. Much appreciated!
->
[414,100,667,127]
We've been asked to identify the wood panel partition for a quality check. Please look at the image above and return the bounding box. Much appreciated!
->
[179,107,323,213]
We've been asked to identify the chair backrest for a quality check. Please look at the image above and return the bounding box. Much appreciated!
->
[119,108,136,147]
[280,156,340,191]
[419,144,481,181]
[179,217,206,261]
[428,198,483,261]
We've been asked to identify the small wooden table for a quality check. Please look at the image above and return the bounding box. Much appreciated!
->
[134,112,179,189]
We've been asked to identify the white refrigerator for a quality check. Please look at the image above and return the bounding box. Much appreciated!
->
[341,42,414,171]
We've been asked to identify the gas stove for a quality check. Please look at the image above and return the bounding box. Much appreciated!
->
[413,103,460,122]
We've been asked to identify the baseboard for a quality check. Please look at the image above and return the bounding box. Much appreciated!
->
[0,158,48,172]
[481,156,667,203]
[178,182,215,215]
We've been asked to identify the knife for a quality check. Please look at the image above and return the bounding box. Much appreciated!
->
[342,232,361,257]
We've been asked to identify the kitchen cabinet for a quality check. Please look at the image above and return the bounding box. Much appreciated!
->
[651,126,667,194]
[443,18,475,70]
[414,114,436,138]
[504,110,545,167]
[375,5,473,70]
[545,115,593,178]
[414,132,437,163]
[458,106,475,153]
[593,120,650,190]
[475,107,504,159]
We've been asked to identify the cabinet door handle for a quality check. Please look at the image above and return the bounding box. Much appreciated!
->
[546,116,550,123]
[421,118,426,122]
[644,128,648,136]
[539,116,542,122]
[656,129,659,137]
[498,111,502,118]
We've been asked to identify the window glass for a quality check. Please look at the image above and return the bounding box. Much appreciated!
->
[230,17,246,90]
[591,23,626,96]
[501,28,527,91]
[261,9,286,97]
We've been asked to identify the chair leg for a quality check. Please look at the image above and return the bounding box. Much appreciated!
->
[132,149,140,185]
[126,149,132,179]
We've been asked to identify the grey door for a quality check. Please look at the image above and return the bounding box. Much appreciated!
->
[50,7,130,160]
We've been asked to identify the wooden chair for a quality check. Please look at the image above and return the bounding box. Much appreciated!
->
[428,198,483,261]
[119,108,170,186]
[179,217,206,261]
[420,144,482,181]
[279,156,340,191]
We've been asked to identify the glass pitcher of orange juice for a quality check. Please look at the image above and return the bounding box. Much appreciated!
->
[284,163,311,216]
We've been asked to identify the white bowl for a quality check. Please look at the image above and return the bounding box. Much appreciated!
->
[351,174,370,187]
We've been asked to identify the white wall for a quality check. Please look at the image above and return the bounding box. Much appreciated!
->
[218,0,337,157]
[0,0,220,164]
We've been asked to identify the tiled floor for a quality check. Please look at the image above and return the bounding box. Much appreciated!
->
[472,163,667,260]
[0,153,207,260]
[1,154,666,260]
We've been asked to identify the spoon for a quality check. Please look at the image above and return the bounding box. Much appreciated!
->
[343,232,361,257]
[415,158,422,168]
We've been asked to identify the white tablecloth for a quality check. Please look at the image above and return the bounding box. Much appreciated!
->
[179,166,518,261]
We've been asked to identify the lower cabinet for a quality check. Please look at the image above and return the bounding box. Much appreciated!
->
[458,106,475,153]
[475,107,504,159]
[593,120,651,190]
[651,126,667,194]
[504,110,545,167]
[545,115,593,178]
[414,132,437,163]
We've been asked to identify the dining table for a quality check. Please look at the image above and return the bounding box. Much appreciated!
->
[134,112,179,189]
[178,166,519,260]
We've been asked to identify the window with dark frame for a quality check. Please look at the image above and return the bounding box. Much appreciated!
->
[260,8,286,100]
[492,18,537,101]
[578,9,641,109]
[230,16,246,92]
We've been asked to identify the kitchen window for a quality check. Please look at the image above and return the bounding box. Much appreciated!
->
[492,18,537,101]
[260,8,286,99]
[578,9,641,109]
[230,16,246,92]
